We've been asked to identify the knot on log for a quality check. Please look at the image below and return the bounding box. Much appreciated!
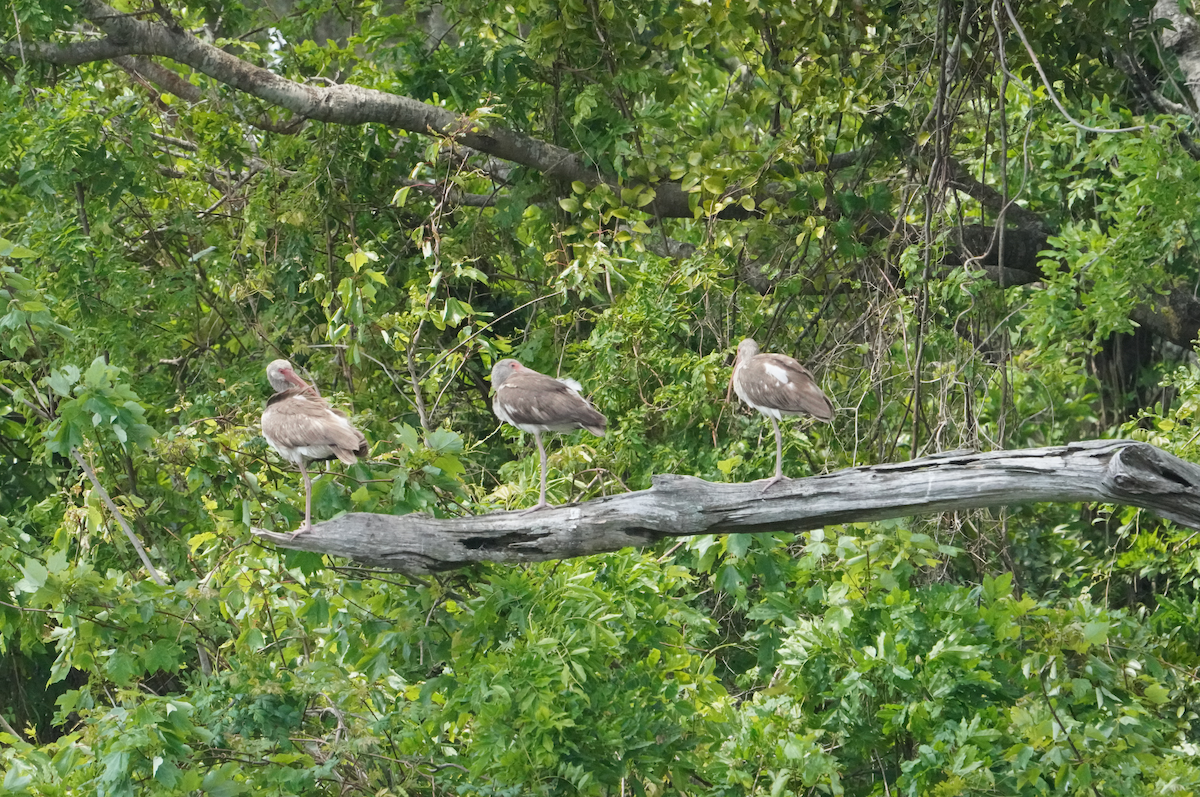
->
[1109,442,1200,494]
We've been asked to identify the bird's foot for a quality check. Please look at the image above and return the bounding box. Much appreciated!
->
[759,475,788,494]
[518,501,551,515]
[288,523,313,540]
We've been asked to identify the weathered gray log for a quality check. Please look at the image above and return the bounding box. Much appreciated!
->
[252,440,1200,573]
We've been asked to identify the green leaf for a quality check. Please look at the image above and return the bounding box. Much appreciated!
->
[717,455,742,476]
[144,640,183,674]
[426,427,463,453]
[15,559,48,593]
[701,175,724,194]
[726,533,751,558]
[394,423,421,450]
[45,365,79,397]
[441,297,472,326]
[0,237,36,258]
[83,357,110,388]
[1143,682,1170,704]
[1082,621,1109,646]
[344,248,378,273]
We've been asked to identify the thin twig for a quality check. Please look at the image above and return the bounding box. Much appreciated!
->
[419,289,565,382]
[0,381,51,421]
[1002,0,1145,134]
[10,0,25,67]
[1037,667,1103,797]
[0,710,19,739]
[71,448,167,586]
[306,343,416,411]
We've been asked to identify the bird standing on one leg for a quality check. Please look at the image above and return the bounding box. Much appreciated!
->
[262,359,368,537]
[729,338,834,491]
[490,359,607,511]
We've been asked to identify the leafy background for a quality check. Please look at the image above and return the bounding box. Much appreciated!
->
[5,0,1200,793]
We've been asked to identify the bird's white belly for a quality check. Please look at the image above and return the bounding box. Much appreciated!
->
[492,400,517,428]
[263,431,338,465]
[733,374,783,420]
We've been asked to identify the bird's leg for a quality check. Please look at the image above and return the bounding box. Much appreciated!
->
[760,418,786,493]
[290,461,313,539]
[520,431,551,513]
[534,432,551,510]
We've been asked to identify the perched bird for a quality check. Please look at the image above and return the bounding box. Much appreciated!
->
[262,359,368,536]
[490,359,606,511]
[729,338,834,490]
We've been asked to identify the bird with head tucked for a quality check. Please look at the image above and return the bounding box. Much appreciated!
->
[262,359,368,535]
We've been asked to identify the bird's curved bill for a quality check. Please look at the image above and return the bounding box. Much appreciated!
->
[284,368,315,392]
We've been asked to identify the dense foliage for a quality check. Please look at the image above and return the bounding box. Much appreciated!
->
[5,0,1200,793]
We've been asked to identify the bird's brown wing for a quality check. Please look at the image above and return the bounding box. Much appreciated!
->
[263,390,368,459]
[496,371,607,435]
[740,354,834,421]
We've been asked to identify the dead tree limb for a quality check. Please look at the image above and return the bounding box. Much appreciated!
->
[252,440,1200,573]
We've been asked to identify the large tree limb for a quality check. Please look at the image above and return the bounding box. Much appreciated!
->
[944,158,1048,232]
[1130,280,1200,347]
[2,36,135,65]
[252,440,1200,574]
[941,225,1200,349]
[6,0,699,219]
[12,2,1200,347]
[0,4,981,224]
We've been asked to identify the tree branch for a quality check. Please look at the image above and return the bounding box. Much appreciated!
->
[945,157,1048,231]
[0,36,137,64]
[253,440,1200,573]
[71,447,167,586]
[13,0,692,218]
[113,54,201,102]
[10,3,877,220]
[15,2,1200,347]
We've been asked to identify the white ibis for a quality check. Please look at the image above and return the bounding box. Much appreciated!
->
[262,359,368,535]
[730,338,834,490]
[490,359,606,511]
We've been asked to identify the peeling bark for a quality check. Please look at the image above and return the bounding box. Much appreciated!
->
[253,440,1200,573]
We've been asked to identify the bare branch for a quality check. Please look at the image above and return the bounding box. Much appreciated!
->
[71,447,167,586]
[945,157,1048,231]
[31,0,705,217]
[253,440,1200,573]
[398,176,498,207]
[114,54,202,102]
[0,36,136,65]
[0,381,51,421]
[0,711,19,738]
